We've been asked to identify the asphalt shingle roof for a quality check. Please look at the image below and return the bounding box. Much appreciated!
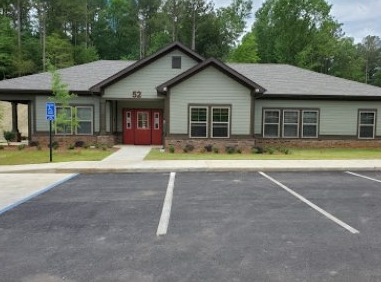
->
[1,59,381,98]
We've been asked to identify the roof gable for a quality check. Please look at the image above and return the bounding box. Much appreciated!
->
[156,58,266,94]
[90,41,204,93]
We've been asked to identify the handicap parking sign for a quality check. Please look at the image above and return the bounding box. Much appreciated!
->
[46,102,55,121]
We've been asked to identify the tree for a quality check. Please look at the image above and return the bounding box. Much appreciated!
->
[229,32,259,63]
[0,15,17,79]
[358,36,381,85]
[252,0,343,73]
[48,62,79,135]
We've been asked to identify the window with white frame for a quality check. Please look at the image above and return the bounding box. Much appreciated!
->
[190,107,208,138]
[302,110,318,138]
[283,110,299,138]
[76,106,93,135]
[55,106,73,135]
[55,105,93,135]
[358,110,376,139]
[263,110,280,138]
[212,107,230,138]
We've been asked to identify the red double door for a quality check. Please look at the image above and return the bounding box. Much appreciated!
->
[123,109,163,145]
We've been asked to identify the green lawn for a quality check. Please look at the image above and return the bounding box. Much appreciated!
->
[0,147,116,165]
[145,148,381,160]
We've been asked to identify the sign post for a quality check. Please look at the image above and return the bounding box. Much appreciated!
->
[46,102,55,162]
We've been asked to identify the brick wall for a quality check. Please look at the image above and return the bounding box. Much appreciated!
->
[31,135,114,148]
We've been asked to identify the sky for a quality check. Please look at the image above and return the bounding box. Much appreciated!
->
[214,0,381,43]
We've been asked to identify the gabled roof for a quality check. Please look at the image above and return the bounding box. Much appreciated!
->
[228,63,381,99]
[89,41,204,93]
[156,58,267,94]
[0,60,134,94]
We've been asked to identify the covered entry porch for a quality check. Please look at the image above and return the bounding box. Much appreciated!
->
[105,99,165,146]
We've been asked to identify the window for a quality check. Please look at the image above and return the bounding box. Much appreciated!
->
[55,105,93,135]
[263,110,280,138]
[55,106,72,135]
[358,110,376,139]
[212,107,230,138]
[190,107,208,138]
[172,56,181,69]
[137,112,149,129]
[302,110,318,138]
[283,110,299,138]
[76,106,93,135]
[263,109,319,138]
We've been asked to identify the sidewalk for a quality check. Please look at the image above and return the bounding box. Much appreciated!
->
[1,145,381,173]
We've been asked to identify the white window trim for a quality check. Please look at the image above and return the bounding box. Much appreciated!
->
[263,109,280,138]
[75,106,93,135]
[358,110,376,139]
[55,106,73,135]
[301,110,319,138]
[282,110,299,138]
[211,107,230,138]
[189,106,208,138]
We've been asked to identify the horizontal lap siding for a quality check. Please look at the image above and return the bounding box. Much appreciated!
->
[35,96,100,132]
[255,99,381,136]
[104,50,198,99]
[170,67,251,135]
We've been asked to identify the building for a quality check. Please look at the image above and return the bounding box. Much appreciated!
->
[1,41,381,150]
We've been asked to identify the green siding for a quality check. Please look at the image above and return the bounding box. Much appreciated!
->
[104,50,199,99]
[170,67,251,135]
[35,96,100,132]
[255,99,381,136]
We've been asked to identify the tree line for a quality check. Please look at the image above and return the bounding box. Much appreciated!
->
[0,0,380,87]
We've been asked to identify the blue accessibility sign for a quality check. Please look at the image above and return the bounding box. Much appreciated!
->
[46,102,56,121]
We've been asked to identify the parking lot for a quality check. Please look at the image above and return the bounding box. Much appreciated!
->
[1,171,381,282]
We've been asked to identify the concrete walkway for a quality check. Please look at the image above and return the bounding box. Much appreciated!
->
[1,145,381,173]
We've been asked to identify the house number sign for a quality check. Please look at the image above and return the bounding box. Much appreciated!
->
[132,91,142,98]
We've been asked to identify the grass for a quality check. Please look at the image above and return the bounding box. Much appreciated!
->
[0,146,116,165]
[145,148,381,160]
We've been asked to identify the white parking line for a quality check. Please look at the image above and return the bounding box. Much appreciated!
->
[346,171,381,183]
[259,172,360,234]
[156,172,176,236]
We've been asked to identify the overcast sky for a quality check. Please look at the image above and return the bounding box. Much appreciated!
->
[214,0,381,43]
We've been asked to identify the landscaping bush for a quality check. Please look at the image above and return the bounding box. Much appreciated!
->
[252,147,264,154]
[168,145,175,153]
[48,141,59,150]
[3,131,15,143]
[68,144,75,150]
[213,147,219,154]
[184,144,194,152]
[18,144,26,150]
[225,146,236,154]
[29,141,40,147]
[75,140,85,148]
[204,144,213,152]
[0,145,4,150]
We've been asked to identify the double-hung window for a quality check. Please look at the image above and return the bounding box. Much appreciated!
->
[76,106,93,135]
[263,110,280,138]
[283,110,299,138]
[302,110,318,138]
[55,105,93,135]
[190,107,208,138]
[212,107,230,138]
[55,106,73,135]
[358,110,376,139]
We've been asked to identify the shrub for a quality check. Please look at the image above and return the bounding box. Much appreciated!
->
[266,147,275,154]
[75,140,85,148]
[213,147,219,154]
[0,145,4,150]
[29,141,40,147]
[252,147,263,154]
[48,141,59,150]
[204,144,213,152]
[184,144,194,152]
[168,145,175,153]
[68,144,75,150]
[237,148,242,154]
[18,144,26,150]
[225,146,236,154]
[3,131,15,143]
[37,145,42,151]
